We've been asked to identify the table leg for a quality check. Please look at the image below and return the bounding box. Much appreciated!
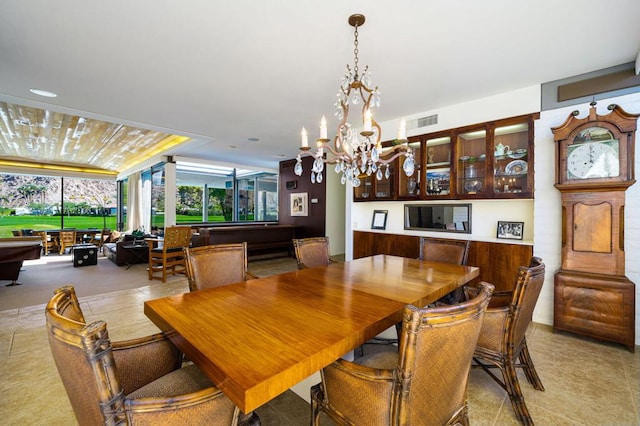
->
[239,411,260,426]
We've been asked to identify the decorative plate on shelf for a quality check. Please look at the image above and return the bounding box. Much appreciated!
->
[464,180,483,192]
[505,159,528,175]
[507,149,527,159]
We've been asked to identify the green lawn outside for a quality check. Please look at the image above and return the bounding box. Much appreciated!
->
[0,215,117,238]
[1,214,253,238]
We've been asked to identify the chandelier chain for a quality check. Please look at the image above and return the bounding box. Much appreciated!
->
[353,24,359,78]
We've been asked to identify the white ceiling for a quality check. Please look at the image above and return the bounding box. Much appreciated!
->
[1,0,639,173]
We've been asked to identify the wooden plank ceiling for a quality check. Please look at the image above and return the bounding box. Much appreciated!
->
[0,102,189,174]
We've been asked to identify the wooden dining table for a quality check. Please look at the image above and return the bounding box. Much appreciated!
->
[45,228,101,244]
[144,254,479,414]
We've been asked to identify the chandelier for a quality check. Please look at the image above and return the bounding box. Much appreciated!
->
[294,13,415,186]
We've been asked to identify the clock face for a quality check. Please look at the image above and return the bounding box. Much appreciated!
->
[567,140,619,180]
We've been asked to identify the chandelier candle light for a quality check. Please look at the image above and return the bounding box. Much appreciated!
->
[295,14,415,186]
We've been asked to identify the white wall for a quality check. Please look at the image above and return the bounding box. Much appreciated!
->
[346,87,640,344]
[352,199,534,243]
[324,167,346,256]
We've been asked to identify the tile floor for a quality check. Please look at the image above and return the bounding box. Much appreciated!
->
[0,256,638,425]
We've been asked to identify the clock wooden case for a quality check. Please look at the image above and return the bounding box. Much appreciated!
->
[552,102,637,351]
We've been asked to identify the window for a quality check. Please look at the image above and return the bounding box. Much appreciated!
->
[175,161,277,223]
[150,166,165,229]
[0,173,117,237]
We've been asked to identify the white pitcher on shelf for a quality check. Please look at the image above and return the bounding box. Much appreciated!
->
[495,143,510,156]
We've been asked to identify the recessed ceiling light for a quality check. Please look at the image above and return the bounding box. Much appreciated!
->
[248,137,259,142]
[30,88,58,98]
[228,145,236,149]
[276,154,286,158]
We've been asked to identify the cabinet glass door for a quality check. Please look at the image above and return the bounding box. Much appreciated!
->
[353,174,373,200]
[493,122,529,194]
[398,139,422,198]
[457,129,487,196]
[425,136,451,196]
[374,157,395,199]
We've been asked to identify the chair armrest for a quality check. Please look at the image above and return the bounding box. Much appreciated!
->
[144,238,160,248]
[330,358,395,381]
[112,333,182,395]
[488,290,513,309]
[465,284,512,308]
[125,385,239,423]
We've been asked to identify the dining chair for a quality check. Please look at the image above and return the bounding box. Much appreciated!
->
[358,236,472,356]
[292,237,335,269]
[45,286,240,425]
[82,228,100,244]
[147,225,192,282]
[90,227,111,249]
[311,282,494,426]
[184,243,257,292]
[58,230,76,255]
[33,230,54,255]
[471,256,546,425]
[419,236,471,265]
[419,236,471,305]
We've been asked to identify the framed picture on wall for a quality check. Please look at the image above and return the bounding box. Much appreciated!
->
[290,193,308,216]
[371,210,388,230]
[497,221,524,240]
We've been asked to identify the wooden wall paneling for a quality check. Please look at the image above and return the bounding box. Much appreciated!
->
[353,231,420,259]
[353,231,532,292]
[279,157,326,239]
[466,241,533,291]
[353,231,374,258]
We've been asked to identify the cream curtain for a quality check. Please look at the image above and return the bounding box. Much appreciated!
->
[141,174,152,232]
[126,172,143,232]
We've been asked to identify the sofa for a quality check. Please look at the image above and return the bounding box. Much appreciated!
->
[102,234,149,266]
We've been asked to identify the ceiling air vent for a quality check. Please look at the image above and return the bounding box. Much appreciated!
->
[407,114,438,130]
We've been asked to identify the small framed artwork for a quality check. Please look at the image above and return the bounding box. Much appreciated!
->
[290,193,308,216]
[371,210,388,230]
[497,221,524,240]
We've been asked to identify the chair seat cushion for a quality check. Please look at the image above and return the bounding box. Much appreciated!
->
[126,364,214,399]
[354,346,398,370]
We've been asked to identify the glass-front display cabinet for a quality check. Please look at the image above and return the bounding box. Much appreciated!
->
[374,151,395,199]
[456,128,488,197]
[397,138,421,199]
[353,112,537,201]
[493,121,531,197]
[353,173,374,200]
[353,151,396,201]
[424,135,452,197]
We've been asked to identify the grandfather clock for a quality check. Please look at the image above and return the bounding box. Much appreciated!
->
[552,102,637,352]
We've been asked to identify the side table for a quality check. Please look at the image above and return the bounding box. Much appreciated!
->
[72,244,98,267]
[121,244,148,270]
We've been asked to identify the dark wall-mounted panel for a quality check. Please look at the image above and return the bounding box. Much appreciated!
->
[558,69,640,102]
[542,62,640,111]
